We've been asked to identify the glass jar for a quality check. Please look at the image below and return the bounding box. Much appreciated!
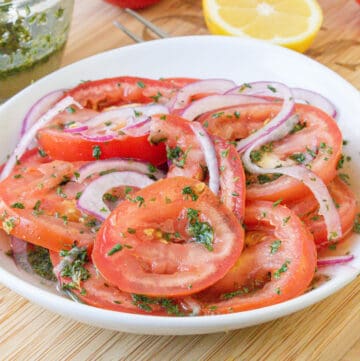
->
[0,0,74,102]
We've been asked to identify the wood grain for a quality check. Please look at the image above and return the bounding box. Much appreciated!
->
[1,0,360,360]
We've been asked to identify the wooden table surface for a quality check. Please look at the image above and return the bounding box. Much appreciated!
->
[1,0,360,360]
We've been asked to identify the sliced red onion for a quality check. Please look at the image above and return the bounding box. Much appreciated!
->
[63,125,89,133]
[21,89,65,136]
[120,115,151,137]
[242,115,342,241]
[292,88,337,118]
[75,159,165,183]
[227,82,337,118]
[77,171,154,220]
[0,96,81,181]
[235,82,295,153]
[10,236,33,274]
[317,254,354,267]
[83,104,169,128]
[172,79,237,110]
[189,122,219,195]
[181,94,268,121]
[81,134,115,142]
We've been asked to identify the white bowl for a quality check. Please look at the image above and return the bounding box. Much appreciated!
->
[0,36,359,335]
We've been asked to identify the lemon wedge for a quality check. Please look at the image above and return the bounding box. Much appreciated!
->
[202,0,323,52]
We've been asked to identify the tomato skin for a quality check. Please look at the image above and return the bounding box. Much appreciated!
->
[37,128,167,165]
[215,138,246,222]
[66,76,180,110]
[196,201,317,314]
[92,176,244,297]
[0,160,95,252]
[287,177,357,247]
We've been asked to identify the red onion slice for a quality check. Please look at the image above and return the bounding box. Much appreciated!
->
[0,96,81,181]
[235,82,295,153]
[64,125,89,133]
[227,82,337,118]
[10,236,33,274]
[75,159,165,183]
[292,88,337,118]
[21,89,65,136]
[77,171,154,220]
[83,104,169,128]
[317,254,354,267]
[172,79,237,110]
[189,122,219,195]
[181,94,268,121]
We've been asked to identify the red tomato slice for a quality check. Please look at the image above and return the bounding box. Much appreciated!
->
[66,76,182,110]
[37,127,166,165]
[150,114,206,179]
[92,177,244,297]
[195,201,317,314]
[287,176,357,247]
[0,160,96,251]
[201,103,342,201]
[215,138,246,222]
[50,251,189,316]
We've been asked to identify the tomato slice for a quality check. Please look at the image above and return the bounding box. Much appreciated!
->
[92,177,244,297]
[0,159,96,251]
[195,201,317,314]
[150,114,206,179]
[199,103,342,201]
[215,138,246,222]
[37,126,166,165]
[50,251,189,316]
[287,176,357,247]
[66,76,182,110]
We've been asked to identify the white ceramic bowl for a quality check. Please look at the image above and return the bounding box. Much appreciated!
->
[0,36,359,335]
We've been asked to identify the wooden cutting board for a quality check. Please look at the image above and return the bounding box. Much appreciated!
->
[0,1,359,360]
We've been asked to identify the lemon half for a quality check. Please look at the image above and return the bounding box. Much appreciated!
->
[203,0,323,52]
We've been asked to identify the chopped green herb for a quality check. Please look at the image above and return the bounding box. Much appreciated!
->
[11,202,25,209]
[267,85,277,93]
[290,122,306,134]
[75,192,82,200]
[273,199,282,207]
[107,243,123,256]
[103,193,118,202]
[221,148,230,158]
[339,173,350,185]
[187,208,214,251]
[66,106,76,114]
[234,111,240,118]
[273,260,290,279]
[27,246,56,281]
[137,81,145,88]
[353,214,360,233]
[290,153,306,164]
[182,186,198,201]
[14,174,22,179]
[270,240,282,254]
[38,148,47,158]
[275,287,281,295]
[92,145,101,160]
[221,287,249,300]
[56,187,67,198]
[212,111,225,119]
[150,91,162,103]
[127,228,136,234]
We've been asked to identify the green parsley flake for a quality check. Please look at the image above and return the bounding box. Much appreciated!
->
[92,145,101,160]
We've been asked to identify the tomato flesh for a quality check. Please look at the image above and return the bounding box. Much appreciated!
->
[0,160,95,251]
[92,177,244,297]
[196,201,317,314]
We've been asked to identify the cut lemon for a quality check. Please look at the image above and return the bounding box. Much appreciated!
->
[202,0,323,52]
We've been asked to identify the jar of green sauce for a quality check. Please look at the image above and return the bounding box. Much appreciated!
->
[0,0,74,102]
